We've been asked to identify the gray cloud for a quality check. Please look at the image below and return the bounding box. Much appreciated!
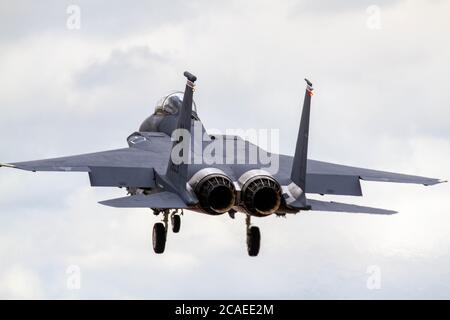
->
[74,46,167,89]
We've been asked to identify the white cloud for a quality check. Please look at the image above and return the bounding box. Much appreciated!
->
[0,265,44,299]
[0,0,449,299]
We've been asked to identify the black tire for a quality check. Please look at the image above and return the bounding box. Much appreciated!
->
[171,214,181,233]
[247,226,261,257]
[152,222,166,254]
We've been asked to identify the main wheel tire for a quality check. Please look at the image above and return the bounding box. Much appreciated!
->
[247,226,261,257]
[171,214,181,233]
[152,222,166,254]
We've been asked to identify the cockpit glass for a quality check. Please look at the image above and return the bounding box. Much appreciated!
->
[154,91,197,115]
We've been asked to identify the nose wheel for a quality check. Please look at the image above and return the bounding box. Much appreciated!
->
[246,215,261,257]
[151,209,183,254]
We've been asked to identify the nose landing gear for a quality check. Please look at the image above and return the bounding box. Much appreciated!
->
[151,209,183,254]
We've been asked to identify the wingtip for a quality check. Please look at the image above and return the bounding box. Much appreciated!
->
[386,209,398,215]
[98,199,119,208]
[0,163,16,168]
[424,179,447,186]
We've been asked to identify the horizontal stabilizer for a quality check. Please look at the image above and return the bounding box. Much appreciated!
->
[99,191,187,209]
[306,198,397,215]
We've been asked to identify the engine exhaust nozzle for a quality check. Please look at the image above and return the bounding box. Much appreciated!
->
[239,170,281,216]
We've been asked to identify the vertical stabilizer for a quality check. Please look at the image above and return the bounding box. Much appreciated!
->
[159,71,198,205]
[166,71,196,183]
[290,79,314,191]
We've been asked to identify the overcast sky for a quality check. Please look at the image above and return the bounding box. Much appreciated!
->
[0,0,449,299]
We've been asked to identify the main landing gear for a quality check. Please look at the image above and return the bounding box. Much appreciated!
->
[246,215,261,257]
[151,209,182,254]
[151,209,261,256]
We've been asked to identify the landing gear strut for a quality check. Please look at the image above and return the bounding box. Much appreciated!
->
[152,209,183,254]
[246,215,261,257]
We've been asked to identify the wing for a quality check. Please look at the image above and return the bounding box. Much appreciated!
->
[305,159,444,196]
[1,132,172,188]
[99,191,187,208]
[277,155,445,196]
[3,148,165,172]
[307,159,443,186]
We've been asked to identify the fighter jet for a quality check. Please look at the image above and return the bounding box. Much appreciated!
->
[1,71,445,256]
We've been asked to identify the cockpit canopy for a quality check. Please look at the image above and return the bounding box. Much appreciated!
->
[139,91,200,132]
[153,91,197,116]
